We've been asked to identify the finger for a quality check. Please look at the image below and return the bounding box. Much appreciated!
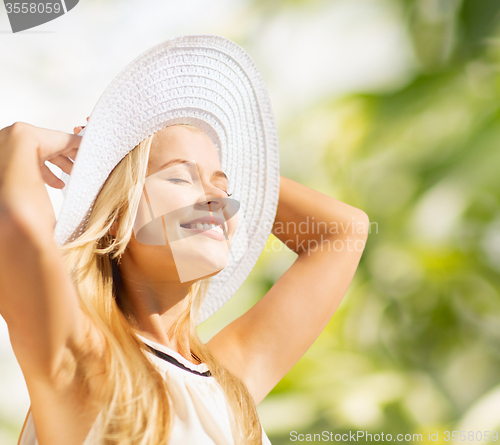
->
[39,162,65,189]
[56,147,79,162]
[47,155,74,175]
[35,128,82,162]
[75,125,85,136]
[86,117,89,122]
[73,126,83,135]
[65,147,79,162]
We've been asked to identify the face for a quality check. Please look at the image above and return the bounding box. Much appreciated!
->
[125,125,238,284]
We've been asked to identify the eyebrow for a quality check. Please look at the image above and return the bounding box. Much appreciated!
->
[155,158,228,181]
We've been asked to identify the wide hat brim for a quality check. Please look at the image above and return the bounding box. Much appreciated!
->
[54,34,280,324]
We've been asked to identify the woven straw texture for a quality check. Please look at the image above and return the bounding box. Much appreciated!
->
[54,34,280,324]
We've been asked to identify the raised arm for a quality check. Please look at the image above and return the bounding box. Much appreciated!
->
[0,122,87,381]
[207,176,369,404]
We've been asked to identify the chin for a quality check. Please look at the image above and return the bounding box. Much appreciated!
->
[170,238,229,283]
[191,249,229,272]
[203,252,228,271]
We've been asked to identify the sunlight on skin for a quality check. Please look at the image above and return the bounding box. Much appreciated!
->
[134,159,240,282]
[115,126,238,356]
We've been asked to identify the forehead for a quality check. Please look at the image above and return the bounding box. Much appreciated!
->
[149,125,221,173]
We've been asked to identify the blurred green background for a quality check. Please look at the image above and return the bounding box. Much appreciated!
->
[197,0,500,443]
[2,0,500,443]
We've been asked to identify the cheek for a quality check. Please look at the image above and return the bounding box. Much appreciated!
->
[145,184,197,217]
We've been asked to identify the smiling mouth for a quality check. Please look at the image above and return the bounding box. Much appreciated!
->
[180,221,224,235]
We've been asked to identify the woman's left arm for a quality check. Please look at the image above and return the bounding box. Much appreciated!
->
[207,176,369,404]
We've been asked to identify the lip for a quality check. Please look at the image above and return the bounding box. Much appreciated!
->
[180,215,226,226]
[180,225,227,241]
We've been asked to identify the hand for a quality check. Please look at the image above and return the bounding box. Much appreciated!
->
[0,122,81,190]
[0,122,82,243]
[73,116,89,136]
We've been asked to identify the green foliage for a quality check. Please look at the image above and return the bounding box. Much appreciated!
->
[225,0,500,442]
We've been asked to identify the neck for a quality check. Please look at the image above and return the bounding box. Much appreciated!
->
[115,258,195,362]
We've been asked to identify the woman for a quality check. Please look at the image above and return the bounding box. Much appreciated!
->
[0,35,369,444]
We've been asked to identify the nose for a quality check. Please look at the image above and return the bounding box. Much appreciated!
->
[196,186,240,225]
[199,181,229,211]
[200,195,226,213]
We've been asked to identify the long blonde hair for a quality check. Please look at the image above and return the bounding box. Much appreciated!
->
[59,126,263,444]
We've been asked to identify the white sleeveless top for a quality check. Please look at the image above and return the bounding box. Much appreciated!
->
[18,334,272,445]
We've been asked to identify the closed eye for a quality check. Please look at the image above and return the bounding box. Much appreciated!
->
[168,178,191,185]
[169,178,231,196]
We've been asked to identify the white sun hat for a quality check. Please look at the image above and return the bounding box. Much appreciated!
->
[54,34,280,324]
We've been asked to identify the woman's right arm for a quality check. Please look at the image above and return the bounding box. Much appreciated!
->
[0,122,91,383]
